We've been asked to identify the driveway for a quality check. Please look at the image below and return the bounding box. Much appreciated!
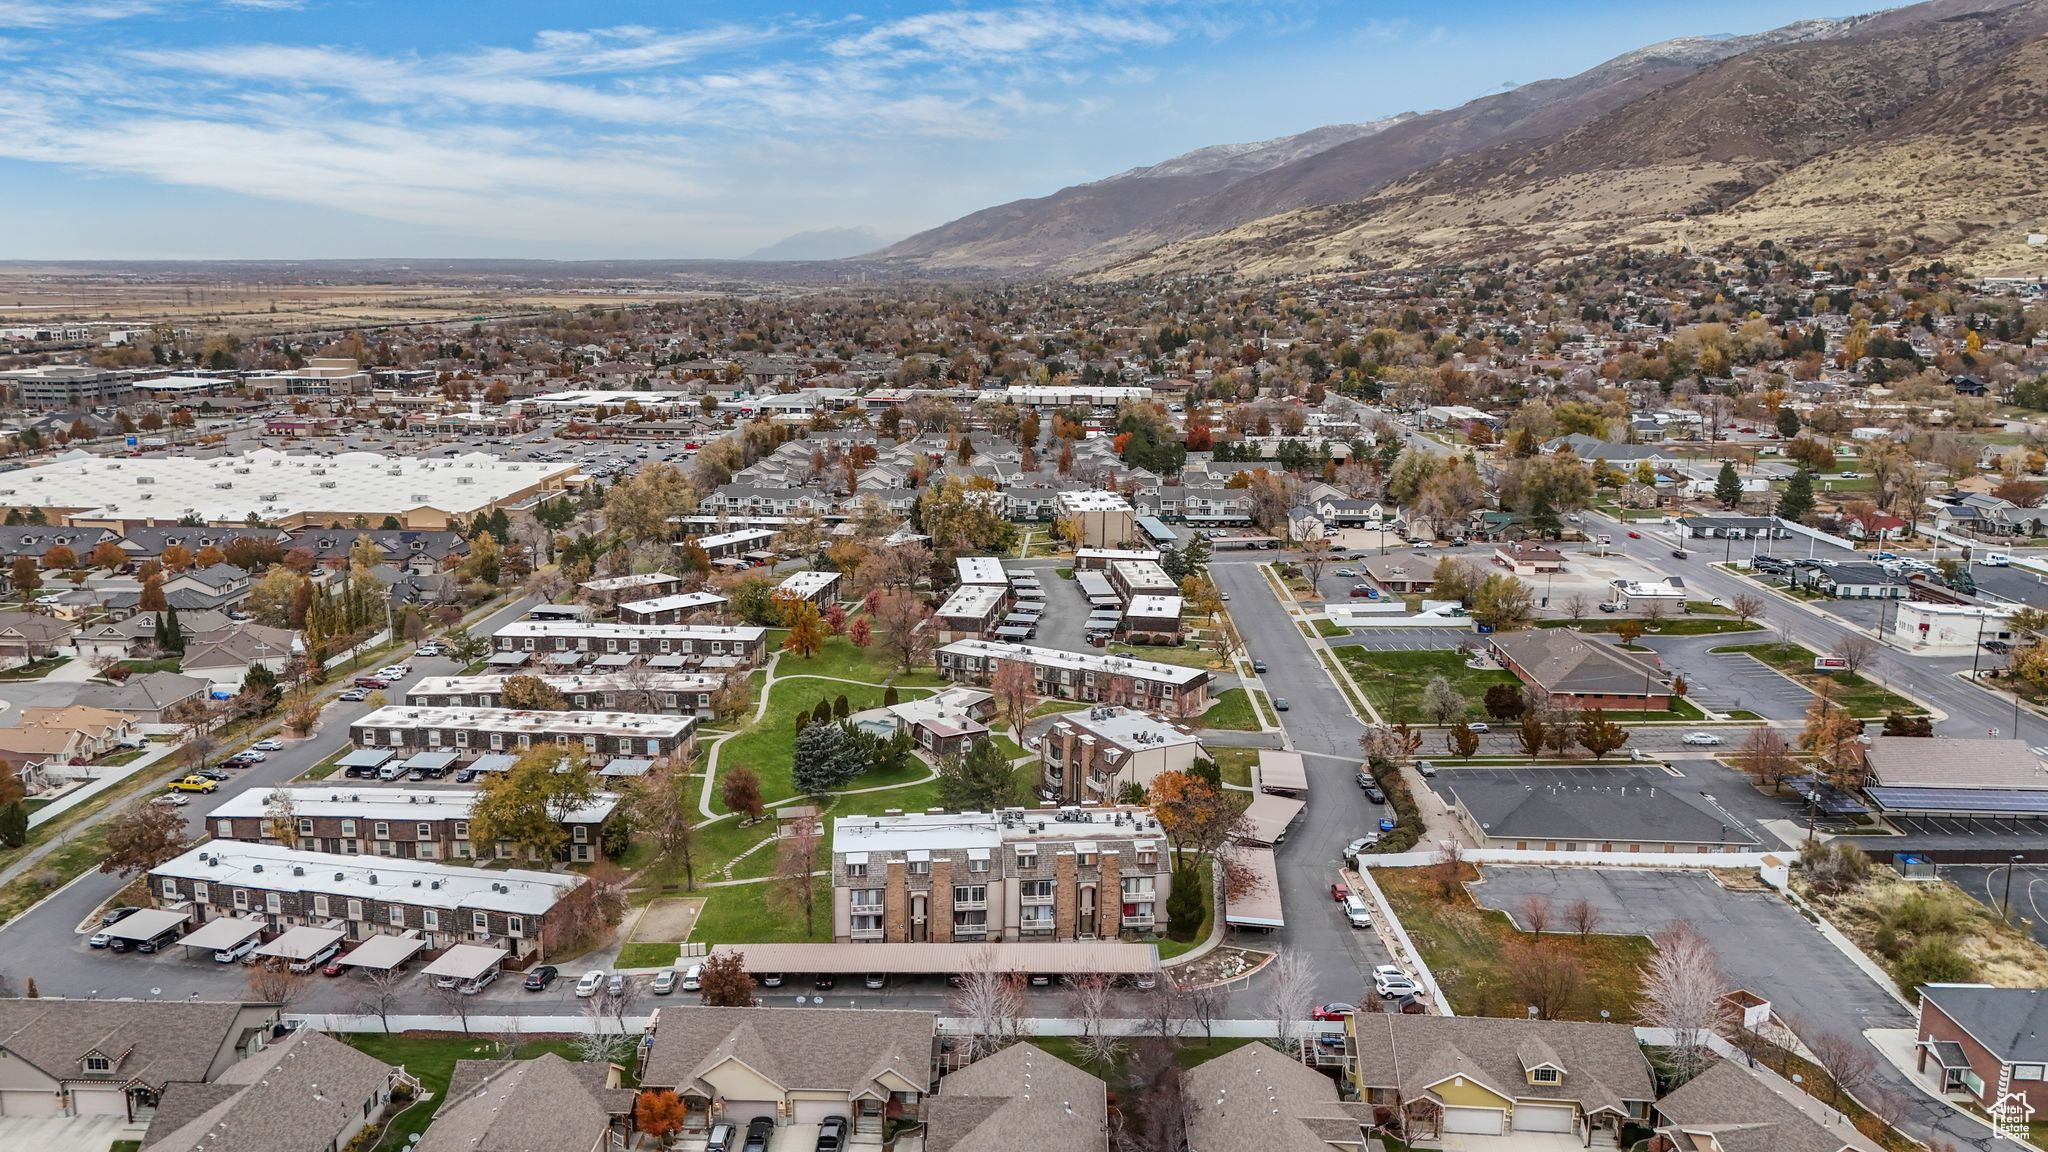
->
[1466,867,2002,1151]
[0,1115,134,1152]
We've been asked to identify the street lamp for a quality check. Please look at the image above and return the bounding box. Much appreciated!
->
[2004,854,2027,924]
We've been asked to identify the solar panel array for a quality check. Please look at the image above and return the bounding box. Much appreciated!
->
[1865,786,2048,815]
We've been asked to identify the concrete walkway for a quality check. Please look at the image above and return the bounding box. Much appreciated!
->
[1865,1028,2008,1143]
[30,742,180,828]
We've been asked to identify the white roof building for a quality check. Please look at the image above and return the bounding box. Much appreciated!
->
[204,786,619,825]
[956,557,1010,587]
[151,840,582,918]
[1057,490,1136,514]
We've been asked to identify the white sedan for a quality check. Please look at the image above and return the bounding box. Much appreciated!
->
[252,739,284,752]
[1681,732,1725,747]
[574,969,607,998]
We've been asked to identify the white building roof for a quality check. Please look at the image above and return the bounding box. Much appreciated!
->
[1050,706,1201,752]
[579,573,682,593]
[491,620,765,644]
[204,786,619,825]
[407,671,721,699]
[695,528,776,549]
[1110,559,1175,589]
[1057,490,1135,513]
[1075,548,1160,564]
[939,639,1208,686]
[777,570,840,597]
[154,841,583,916]
[833,805,1167,855]
[354,704,694,742]
[1124,595,1184,620]
[0,449,572,524]
[617,591,728,614]
[937,584,1006,620]
[956,556,1009,586]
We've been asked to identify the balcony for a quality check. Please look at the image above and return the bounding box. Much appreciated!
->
[1121,914,1155,930]
[952,922,989,938]
[851,925,885,941]
[952,898,987,911]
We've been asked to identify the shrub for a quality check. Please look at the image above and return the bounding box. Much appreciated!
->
[1165,864,1205,942]
[1896,936,1977,992]
[1799,839,1871,895]
[1883,891,1963,940]
[1367,761,1423,853]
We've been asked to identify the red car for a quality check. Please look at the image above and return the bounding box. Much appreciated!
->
[1627,530,1641,539]
[321,952,349,976]
[353,676,390,689]
[1312,1003,1358,1021]
[1330,883,1349,903]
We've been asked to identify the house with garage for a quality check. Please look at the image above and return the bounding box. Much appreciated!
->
[636,1007,934,1139]
[927,1041,1107,1152]
[0,610,73,667]
[0,997,282,1120]
[141,1028,397,1152]
[416,1052,630,1152]
[1346,1013,1655,1143]
[1653,1060,1881,1152]
[1181,1038,1371,1152]
[73,670,210,724]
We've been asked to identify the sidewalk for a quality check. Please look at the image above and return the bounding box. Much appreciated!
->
[1866,1028,2004,1142]
[30,742,179,828]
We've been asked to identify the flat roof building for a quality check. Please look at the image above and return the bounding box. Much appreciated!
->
[935,584,1009,642]
[937,639,1212,715]
[776,569,841,605]
[203,786,620,865]
[406,671,723,716]
[490,620,767,668]
[1445,776,1759,852]
[956,556,1010,587]
[1039,706,1204,804]
[348,705,696,765]
[616,590,729,626]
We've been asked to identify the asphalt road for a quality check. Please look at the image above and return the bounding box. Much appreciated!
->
[0,596,537,1004]
[1469,867,1999,1152]
[1940,864,2048,949]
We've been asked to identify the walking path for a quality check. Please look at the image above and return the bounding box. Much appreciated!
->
[29,743,179,828]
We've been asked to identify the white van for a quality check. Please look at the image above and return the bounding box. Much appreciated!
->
[1985,552,2012,567]
[1343,895,1373,929]
[378,762,407,781]
[214,938,258,963]
[290,942,341,974]
[460,968,498,995]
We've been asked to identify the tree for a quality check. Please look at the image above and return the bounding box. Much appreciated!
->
[1064,972,1123,1066]
[1777,469,1816,523]
[347,967,408,1033]
[1420,675,1464,727]
[1614,617,1645,645]
[1448,722,1480,758]
[1565,898,1601,940]
[1297,538,1332,587]
[7,556,38,600]
[1470,573,1535,632]
[636,758,697,889]
[772,819,822,939]
[1574,708,1629,759]
[1516,710,1549,758]
[722,766,766,823]
[1831,634,1877,676]
[245,960,309,1010]
[40,544,76,571]
[1799,681,1864,784]
[696,950,757,1007]
[871,589,936,673]
[158,604,186,654]
[1810,1031,1879,1110]
[1506,939,1584,1020]
[949,946,1028,1059]
[1738,727,1795,791]
[1262,947,1315,1056]
[1642,921,1725,1085]
[468,746,597,864]
[1147,770,1246,872]
[1483,683,1526,721]
[1729,592,1766,626]
[792,723,864,793]
[0,801,25,849]
[634,1090,688,1147]
[552,859,629,953]
[498,674,568,711]
[1714,460,1744,508]
[1517,892,1554,936]
[780,595,827,659]
[86,541,127,572]
[263,788,297,845]
[990,659,1036,733]
[938,737,1016,811]
[244,567,305,629]
[101,803,190,878]
[1431,557,1477,605]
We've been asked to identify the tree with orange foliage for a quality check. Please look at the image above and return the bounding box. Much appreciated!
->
[87,541,128,572]
[1148,770,1246,872]
[634,1089,687,1145]
[193,545,227,568]
[159,543,195,572]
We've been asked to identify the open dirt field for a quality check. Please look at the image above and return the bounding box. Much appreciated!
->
[630,897,706,943]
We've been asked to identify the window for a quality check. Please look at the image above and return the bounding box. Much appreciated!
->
[232,888,248,909]
[2016,1064,2046,1082]
[162,877,180,899]
[298,818,314,835]
[472,911,490,934]
[340,820,357,837]
[846,861,867,878]
[217,818,233,838]
[346,899,363,920]
[423,910,439,930]
[1531,1067,1561,1084]
[1015,848,1037,870]
[953,885,987,907]
[374,822,390,840]
[1019,905,1055,931]
[508,916,524,937]
[388,905,405,927]
[907,859,929,876]
[313,895,330,918]
[968,855,989,873]
[417,823,432,840]
[193,882,209,905]
[1021,879,1055,902]
[84,1055,111,1073]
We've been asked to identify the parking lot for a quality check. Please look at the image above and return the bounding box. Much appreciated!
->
[1420,761,1785,834]
[1329,628,1477,652]
[1674,648,1815,723]
[1940,864,2048,948]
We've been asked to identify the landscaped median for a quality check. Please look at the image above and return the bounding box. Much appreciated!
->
[1711,641,1926,717]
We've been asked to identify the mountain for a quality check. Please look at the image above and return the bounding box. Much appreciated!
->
[872,119,1409,272]
[746,227,894,262]
[884,0,2048,278]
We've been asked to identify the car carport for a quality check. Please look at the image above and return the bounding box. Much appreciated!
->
[400,750,458,777]
[1240,793,1305,847]
[337,931,425,972]
[100,908,189,950]
[336,748,392,774]
[1254,750,1308,796]
[422,944,507,992]
[1224,847,1284,930]
[254,924,345,965]
[175,915,266,959]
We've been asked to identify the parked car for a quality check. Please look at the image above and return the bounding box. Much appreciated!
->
[607,973,626,997]
[705,1123,736,1152]
[338,688,369,702]
[1343,894,1374,928]
[815,1116,850,1152]
[322,952,350,976]
[193,768,230,781]
[227,750,264,764]
[1467,721,1489,734]
[1312,1003,1357,1021]
[88,928,118,948]
[252,739,283,752]
[1330,882,1350,903]
[352,677,389,690]
[1373,965,1418,999]
[1363,783,1385,803]
[1985,639,2015,654]
[1343,835,1380,859]
[652,968,679,995]
[742,1117,776,1152]
[1335,568,1357,578]
[757,973,785,988]
[1252,659,1267,673]
[814,973,836,990]
[1414,760,1436,777]
[574,969,606,998]
[864,972,887,990]
[151,793,188,807]
[1680,731,1724,746]
[1597,601,1618,613]
[524,965,558,991]
[167,775,218,793]
[1273,697,1290,711]
[100,906,139,927]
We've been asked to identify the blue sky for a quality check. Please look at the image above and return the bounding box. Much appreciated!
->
[0,0,1897,259]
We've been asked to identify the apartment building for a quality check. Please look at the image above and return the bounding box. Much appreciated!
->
[616,590,728,625]
[1055,490,1137,549]
[0,364,136,409]
[830,805,1174,943]
[776,569,841,606]
[348,705,696,766]
[935,583,1009,642]
[1108,560,1177,603]
[490,620,767,669]
[936,640,1211,715]
[149,841,585,959]
[1120,594,1184,640]
[203,786,622,864]
[406,671,723,717]
[690,527,777,561]
[955,556,1010,587]
[1039,706,1205,804]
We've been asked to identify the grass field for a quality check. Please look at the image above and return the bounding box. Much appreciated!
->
[339,1034,588,1151]
[1200,688,1263,732]
[1108,642,1226,669]
[1333,649,1518,725]
[772,635,947,689]
[1539,618,1761,636]
[689,876,832,945]
[1714,642,1925,716]
[1312,617,1351,638]
[1208,747,1257,789]
[615,941,681,968]
[1377,864,1652,1022]
[708,679,929,812]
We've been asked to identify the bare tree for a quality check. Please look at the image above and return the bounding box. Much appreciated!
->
[990,659,1036,735]
[1262,947,1314,1056]
[1426,841,1465,899]
[1183,981,1226,1041]
[1642,598,1668,625]
[245,960,308,1010]
[1729,592,1767,626]
[1297,538,1332,588]
[346,966,408,1033]
[1516,892,1553,936]
[1563,593,1590,623]
[948,947,1028,1059]
[1738,727,1795,791]
[771,819,823,939]
[576,993,634,1065]
[1831,634,1877,677]
[1565,898,1602,941]
[1810,1031,1879,1110]
[871,589,936,673]
[434,978,477,1035]
[1641,922,1726,1086]
[1065,973,1123,1066]
[606,974,640,1036]
[1506,939,1585,1021]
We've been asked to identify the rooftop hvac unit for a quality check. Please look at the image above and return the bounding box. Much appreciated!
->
[215,481,232,489]
[293,866,304,876]
[140,493,153,501]
[234,467,251,474]
[318,481,337,489]
[135,476,153,484]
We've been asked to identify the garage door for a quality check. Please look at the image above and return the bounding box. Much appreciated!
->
[792,1099,847,1125]
[720,1102,777,1126]
[1513,1103,1575,1133]
[0,1089,58,1117]
[69,1086,127,1117]
[1441,1106,1503,1135]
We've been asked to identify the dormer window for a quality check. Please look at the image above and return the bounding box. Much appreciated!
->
[83,1055,111,1073]
[1530,1066,1561,1084]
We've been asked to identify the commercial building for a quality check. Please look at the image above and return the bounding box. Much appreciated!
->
[0,364,137,409]
[1893,601,2017,658]
[936,640,1212,715]
[490,620,768,669]
[1443,776,1760,853]
[830,805,1174,943]
[1056,490,1137,549]
[1489,629,1673,711]
[1038,706,1205,804]
[148,840,586,960]
[348,705,696,766]
[0,449,576,531]
[1108,559,1176,603]
[202,786,622,864]
[1861,736,2048,817]
[406,671,723,717]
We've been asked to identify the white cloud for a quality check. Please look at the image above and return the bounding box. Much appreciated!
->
[831,6,1172,64]
[0,0,161,28]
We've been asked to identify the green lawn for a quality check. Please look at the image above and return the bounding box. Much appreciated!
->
[1377,864,1652,1022]
[0,656,69,680]
[1334,648,1519,725]
[114,657,183,676]
[1311,617,1351,638]
[1713,642,1925,716]
[1199,688,1263,732]
[708,679,930,812]
[92,747,147,768]
[1539,618,1761,636]
[689,876,832,945]
[774,634,947,689]
[1208,747,1257,789]
[1027,699,1091,719]
[339,1034,586,1151]
[616,942,681,968]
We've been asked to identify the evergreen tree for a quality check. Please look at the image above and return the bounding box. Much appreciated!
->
[1713,461,1744,509]
[0,801,27,849]
[160,604,186,653]
[1777,469,1817,524]
[1775,407,1800,438]
[1529,493,1562,539]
